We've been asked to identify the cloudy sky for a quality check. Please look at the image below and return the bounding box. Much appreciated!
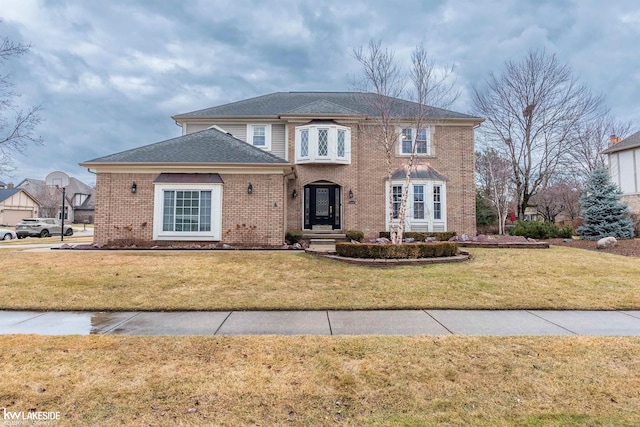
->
[1,0,639,186]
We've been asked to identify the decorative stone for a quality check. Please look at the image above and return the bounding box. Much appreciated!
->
[222,244,232,249]
[596,236,617,249]
[292,243,302,249]
[426,237,436,242]
[404,237,415,243]
[460,234,469,241]
[350,239,360,244]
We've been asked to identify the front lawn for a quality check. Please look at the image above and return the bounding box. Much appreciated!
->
[2,335,639,426]
[1,246,639,310]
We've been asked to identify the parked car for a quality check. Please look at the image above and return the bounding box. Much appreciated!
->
[15,218,74,238]
[0,228,17,240]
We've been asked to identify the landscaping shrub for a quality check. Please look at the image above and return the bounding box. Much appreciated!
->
[509,221,573,239]
[378,231,456,241]
[285,230,303,244]
[345,230,364,242]
[336,242,458,259]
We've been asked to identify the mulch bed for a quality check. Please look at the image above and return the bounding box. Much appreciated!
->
[548,238,640,257]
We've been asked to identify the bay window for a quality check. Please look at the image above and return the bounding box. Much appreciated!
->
[295,123,351,164]
[386,180,446,232]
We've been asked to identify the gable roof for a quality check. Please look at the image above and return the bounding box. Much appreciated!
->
[0,188,21,203]
[83,127,288,165]
[17,179,70,205]
[602,130,640,154]
[172,92,480,121]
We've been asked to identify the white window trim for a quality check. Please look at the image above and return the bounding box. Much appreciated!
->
[398,127,432,156]
[153,183,223,241]
[295,124,351,164]
[385,179,446,232]
[247,124,272,151]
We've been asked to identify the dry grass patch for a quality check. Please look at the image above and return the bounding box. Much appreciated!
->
[1,335,639,426]
[0,246,639,310]
[0,234,93,246]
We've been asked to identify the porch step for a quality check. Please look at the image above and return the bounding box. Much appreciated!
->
[302,232,346,240]
[308,238,336,253]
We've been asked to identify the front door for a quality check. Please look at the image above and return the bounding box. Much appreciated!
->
[304,185,341,230]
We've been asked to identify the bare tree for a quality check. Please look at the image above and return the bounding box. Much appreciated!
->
[473,49,603,220]
[475,148,513,234]
[566,113,634,181]
[1,25,43,174]
[352,40,459,243]
[533,178,583,223]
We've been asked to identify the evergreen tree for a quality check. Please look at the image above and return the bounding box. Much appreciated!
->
[578,168,634,240]
[475,190,496,228]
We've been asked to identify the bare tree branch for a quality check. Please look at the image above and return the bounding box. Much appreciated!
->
[0,24,42,175]
[352,40,460,243]
[473,49,604,220]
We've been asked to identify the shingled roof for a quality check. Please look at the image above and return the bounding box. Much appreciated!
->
[84,127,288,164]
[173,92,480,121]
[602,130,640,154]
[0,188,21,203]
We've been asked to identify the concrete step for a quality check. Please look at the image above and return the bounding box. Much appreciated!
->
[308,238,336,253]
[303,232,346,240]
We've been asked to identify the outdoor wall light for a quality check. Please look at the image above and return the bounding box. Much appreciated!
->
[247,182,253,194]
[348,189,354,199]
[292,189,298,198]
[131,182,137,194]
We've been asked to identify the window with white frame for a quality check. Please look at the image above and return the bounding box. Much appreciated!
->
[386,180,446,232]
[295,123,351,164]
[413,185,425,219]
[392,185,402,219]
[433,185,442,220]
[300,129,309,157]
[247,124,272,151]
[399,127,431,155]
[153,184,222,240]
[317,128,329,157]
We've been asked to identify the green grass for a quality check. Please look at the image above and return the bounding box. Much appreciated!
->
[0,246,639,310]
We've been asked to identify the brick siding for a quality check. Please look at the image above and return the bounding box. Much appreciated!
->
[94,172,285,246]
[94,121,476,245]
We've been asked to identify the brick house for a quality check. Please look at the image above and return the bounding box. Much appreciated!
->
[603,130,640,215]
[80,92,482,246]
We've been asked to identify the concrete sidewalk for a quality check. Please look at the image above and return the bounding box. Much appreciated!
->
[1,310,640,336]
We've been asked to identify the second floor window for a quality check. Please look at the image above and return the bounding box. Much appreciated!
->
[247,124,272,151]
[295,123,351,164]
[300,129,309,157]
[400,127,430,155]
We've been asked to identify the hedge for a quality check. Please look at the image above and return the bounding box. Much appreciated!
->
[335,242,458,259]
[378,231,457,241]
[509,221,573,239]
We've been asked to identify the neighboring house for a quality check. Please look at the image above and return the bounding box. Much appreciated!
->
[17,177,96,223]
[0,184,39,226]
[80,92,482,246]
[603,131,640,215]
